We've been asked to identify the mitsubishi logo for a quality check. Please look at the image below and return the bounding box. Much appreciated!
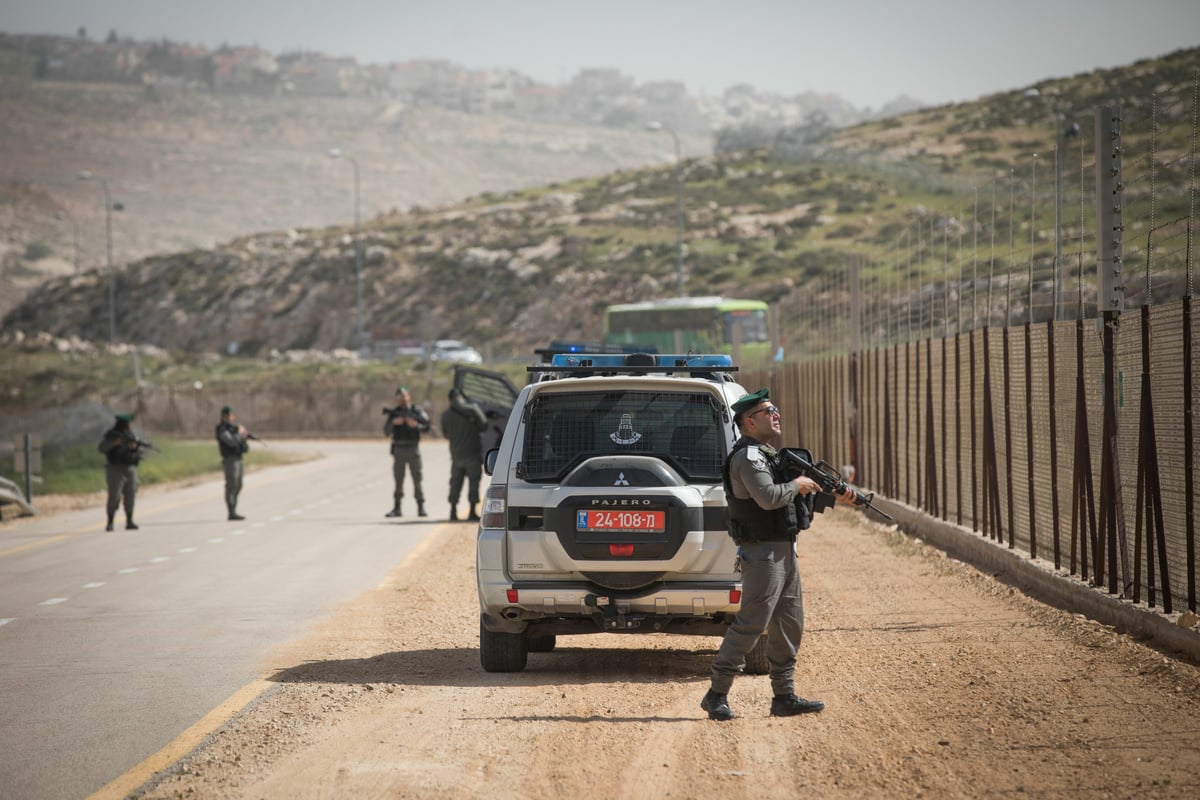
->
[614,472,630,486]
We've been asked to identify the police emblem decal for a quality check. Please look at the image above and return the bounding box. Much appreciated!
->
[609,414,642,445]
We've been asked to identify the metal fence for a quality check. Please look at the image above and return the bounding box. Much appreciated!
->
[132,380,448,440]
[746,87,1200,615]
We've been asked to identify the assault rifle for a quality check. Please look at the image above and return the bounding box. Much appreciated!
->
[129,435,158,452]
[781,447,894,523]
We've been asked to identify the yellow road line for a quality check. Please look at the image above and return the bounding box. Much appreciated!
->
[86,679,275,800]
[86,523,450,799]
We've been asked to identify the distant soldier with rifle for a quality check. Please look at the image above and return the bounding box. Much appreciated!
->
[383,386,431,518]
[216,405,259,521]
[97,412,150,531]
[701,387,856,722]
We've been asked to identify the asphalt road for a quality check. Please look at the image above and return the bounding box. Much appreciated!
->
[0,439,452,800]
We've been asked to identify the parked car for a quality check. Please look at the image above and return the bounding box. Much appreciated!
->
[428,339,483,364]
[474,350,770,673]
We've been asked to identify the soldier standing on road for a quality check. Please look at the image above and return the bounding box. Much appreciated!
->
[441,387,487,521]
[384,386,430,517]
[215,405,251,521]
[700,387,854,722]
[97,412,146,531]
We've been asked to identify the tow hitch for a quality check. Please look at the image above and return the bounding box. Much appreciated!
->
[584,593,645,630]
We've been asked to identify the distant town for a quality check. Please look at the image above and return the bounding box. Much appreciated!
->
[0,28,918,137]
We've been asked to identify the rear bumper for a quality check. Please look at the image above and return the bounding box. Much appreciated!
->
[478,577,741,634]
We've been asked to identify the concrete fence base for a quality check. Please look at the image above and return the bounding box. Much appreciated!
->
[874,496,1200,664]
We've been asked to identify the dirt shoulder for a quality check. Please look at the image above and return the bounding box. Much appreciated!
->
[137,512,1200,799]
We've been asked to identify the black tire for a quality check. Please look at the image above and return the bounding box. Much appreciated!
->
[745,635,770,675]
[479,617,528,672]
[527,634,557,653]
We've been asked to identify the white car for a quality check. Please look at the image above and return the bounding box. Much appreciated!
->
[428,339,483,364]
[475,351,772,673]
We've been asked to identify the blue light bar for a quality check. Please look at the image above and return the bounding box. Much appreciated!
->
[547,353,734,368]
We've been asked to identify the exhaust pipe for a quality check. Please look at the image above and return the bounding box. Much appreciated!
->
[501,607,522,620]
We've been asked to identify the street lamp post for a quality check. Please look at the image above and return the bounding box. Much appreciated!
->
[77,170,116,344]
[646,121,685,297]
[328,148,366,351]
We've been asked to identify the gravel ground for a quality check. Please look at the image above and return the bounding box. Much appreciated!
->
[132,511,1200,799]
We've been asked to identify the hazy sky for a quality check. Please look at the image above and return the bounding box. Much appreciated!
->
[4,0,1199,108]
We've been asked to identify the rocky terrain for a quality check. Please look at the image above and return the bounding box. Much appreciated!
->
[3,46,1198,360]
[0,79,708,322]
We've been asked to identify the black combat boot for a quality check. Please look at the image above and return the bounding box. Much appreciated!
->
[700,689,734,721]
[417,501,428,517]
[449,504,458,521]
[386,503,401,518]
[105,514,115,532]
[770,694,825,716]
[467,504,480,521]
[125,516,139,531]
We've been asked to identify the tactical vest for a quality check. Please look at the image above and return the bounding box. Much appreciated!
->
[723,436,798,542]
[216,421,246,458]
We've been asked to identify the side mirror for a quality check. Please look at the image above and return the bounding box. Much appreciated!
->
[484,447,499,476]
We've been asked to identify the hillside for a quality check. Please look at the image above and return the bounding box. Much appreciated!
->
[0,79,709,318]
[3,46,1198,360]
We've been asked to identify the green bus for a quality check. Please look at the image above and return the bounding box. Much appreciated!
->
[603,296,772,364]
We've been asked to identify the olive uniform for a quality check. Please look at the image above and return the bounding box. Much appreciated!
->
[97,413,144,531]
[216,405,250,520]
[384,387,431,517]
[701,387,827,721]
[441,388,488,521]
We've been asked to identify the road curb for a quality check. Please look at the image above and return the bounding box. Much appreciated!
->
[875,498,1200,664]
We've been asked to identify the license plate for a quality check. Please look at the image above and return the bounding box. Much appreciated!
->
[576,509,665,533]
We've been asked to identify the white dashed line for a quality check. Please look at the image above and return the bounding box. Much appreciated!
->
[271,515,284,522]
[118,568,138,574]
[288,510,301,516]
[252,522,267,528]
[231,529,246,535]
[179,547,197,553]
[208,538,225,544]
[0,618,13,627]
[82,582,105,589]
[40,598,68,606]
[150,557,170,564]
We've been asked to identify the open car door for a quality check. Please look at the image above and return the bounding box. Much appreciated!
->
[453,365,519,454]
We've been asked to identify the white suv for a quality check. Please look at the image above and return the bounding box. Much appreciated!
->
[429,339,483,364]
[476,352,770,672]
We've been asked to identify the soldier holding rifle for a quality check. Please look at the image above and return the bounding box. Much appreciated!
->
[216,405,258,521]
[383,386,431,518]
[701,387,856,722]
[97,412,148,531]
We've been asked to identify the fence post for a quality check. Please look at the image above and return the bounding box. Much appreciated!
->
[1095,105,1131,595]
[1096,106,1127,320]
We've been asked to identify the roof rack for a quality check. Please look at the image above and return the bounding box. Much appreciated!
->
[527,352,738,376]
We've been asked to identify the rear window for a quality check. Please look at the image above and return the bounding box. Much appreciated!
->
[520,389,726,482]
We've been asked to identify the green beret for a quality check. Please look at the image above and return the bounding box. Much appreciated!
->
[221,405,232,415]
[115,413,135,423]
[731,387,770,416]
